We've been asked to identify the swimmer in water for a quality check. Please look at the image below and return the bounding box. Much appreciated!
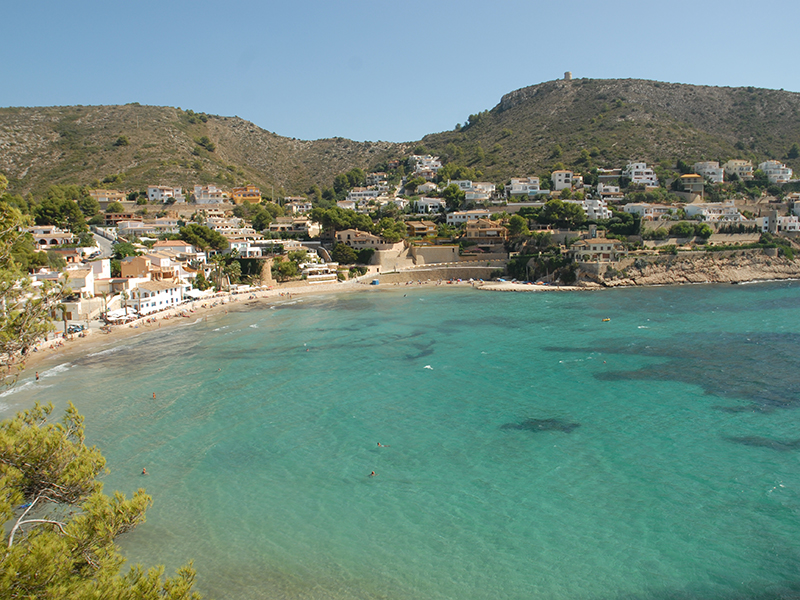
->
[377,442,390,447]
[369,471,376,477]
[142,468,148,475]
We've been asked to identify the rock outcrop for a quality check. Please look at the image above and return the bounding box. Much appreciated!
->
[580,251,800,288]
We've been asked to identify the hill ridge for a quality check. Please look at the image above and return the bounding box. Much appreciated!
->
[2,78,799,196]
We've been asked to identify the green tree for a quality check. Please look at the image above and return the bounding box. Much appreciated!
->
[0,199,66,383]
[331,243,357,264]
[106,201,126,214]
[507,215,530,237]
[113,135,130,147]
[179,224,228,252]
[442,184,466,211]
[33,194,87,235]
[789,143,800,159]
[194,136,215,152]
[271,256,300,282]
[112,242,140,260]
[669,222,696,237]
[694,223,713,239]
[0,403,200,599]
[193,271,211,291]
[404,177,427,194]
[77,195,100,218]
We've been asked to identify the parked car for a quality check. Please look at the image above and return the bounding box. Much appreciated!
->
[67,324,86,334]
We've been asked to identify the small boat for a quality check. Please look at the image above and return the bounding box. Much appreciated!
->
[602,318,611,322]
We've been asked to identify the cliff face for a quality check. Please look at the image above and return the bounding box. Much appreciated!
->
[582,252,800,288]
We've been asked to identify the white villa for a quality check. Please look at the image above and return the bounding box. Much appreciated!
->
[759,161,793,184]
[414,197,446,214]
[194,185,228,204]
[130,279,189,315]
[147,186,185,203]
[509,177,543,196]
[551,170,573,191]
[623,162,658,187]
[27,225,75,249]
[623,203,674,220]
[446,209,492,225]
[693,162,725,183]
[758,212,800,233]
[684,200,742,222]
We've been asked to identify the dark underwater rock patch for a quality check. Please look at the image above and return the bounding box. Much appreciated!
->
[500,418,580,433]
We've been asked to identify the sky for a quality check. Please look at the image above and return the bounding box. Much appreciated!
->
[2,0,799,143]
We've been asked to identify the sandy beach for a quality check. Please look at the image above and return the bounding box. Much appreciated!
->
[17,276,590,378]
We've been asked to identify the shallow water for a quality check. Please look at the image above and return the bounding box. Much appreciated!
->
[5,282,800,599]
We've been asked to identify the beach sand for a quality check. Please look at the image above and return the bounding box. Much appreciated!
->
[17,276,584,378]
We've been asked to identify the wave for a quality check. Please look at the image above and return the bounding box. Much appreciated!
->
[178,318,203,327]
[86,346,125,358]
[249,324,259,329]
[0,380,56,398]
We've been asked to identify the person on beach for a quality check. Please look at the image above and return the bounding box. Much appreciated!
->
[153,392,156,399]
[35,372,39,381]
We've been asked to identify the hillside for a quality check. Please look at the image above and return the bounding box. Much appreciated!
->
[420,78,800,182]
[2,78,800,197]
[0,104,407,196]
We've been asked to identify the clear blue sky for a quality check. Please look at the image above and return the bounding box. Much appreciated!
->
[2,0,798,143]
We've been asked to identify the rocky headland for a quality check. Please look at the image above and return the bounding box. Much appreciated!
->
[585,250,800,288]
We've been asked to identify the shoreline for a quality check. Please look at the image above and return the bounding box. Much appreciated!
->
[15,268,800,380]
[17,276,482,376]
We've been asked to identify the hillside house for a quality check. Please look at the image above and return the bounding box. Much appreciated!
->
[759,161,793,184]
[509,177,542,197]
[411,155,443,179]
[194,185,228,204]
[723,160,754,181]
[414,197,446,214]
[231,185,262,204]
[597,168,623,185]
[680,174,705,195]
[693,162,724,183]
[463,219,508,245]
[623,162,658,187]
[89,189,126,204]
[758,212,800,233]
[346,188,381,203]
[568,236,626,262]
[366,172,388,186]
[335,229,402,251]
[147,186,185,203]
[285,199,313,214]
[684,200,742,222]
[565,198,612,220]
[596,183,623,200]
[27,226,75,249]
[446,209,491,225]
[623,203,674,220]
[551,170,573,191]
[406,221,437,237]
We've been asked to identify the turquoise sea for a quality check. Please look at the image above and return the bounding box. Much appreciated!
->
[4,282,800,599]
